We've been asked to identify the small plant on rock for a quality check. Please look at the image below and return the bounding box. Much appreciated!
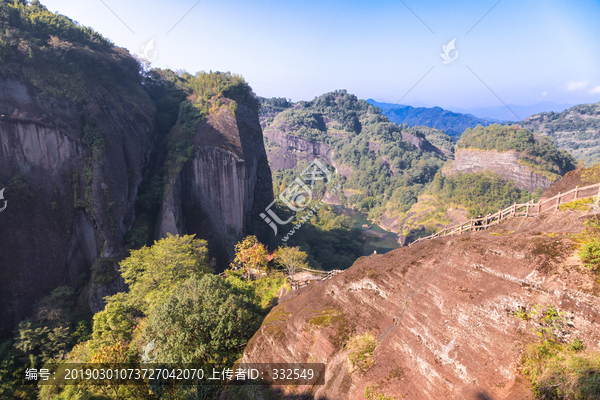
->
[364,384,398,400]
[347,331,378,372]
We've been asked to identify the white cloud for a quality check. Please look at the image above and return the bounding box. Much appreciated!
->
[590,86,600,94]
[566,81,588,91]
[541,91,547,96]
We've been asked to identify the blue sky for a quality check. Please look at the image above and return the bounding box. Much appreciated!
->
[40,0,600,109]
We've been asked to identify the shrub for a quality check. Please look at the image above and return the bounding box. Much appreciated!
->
[523,339,600,399]
[347,331,378,372]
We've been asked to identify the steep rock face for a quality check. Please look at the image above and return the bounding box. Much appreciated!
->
[401,131,445,158]
[0,74,155,332]
[241,210,600,399]
[451,149,554,191]
[264,130,334,170]
[158,101,273,270]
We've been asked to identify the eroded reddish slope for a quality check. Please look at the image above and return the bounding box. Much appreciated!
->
[241,210,600,400]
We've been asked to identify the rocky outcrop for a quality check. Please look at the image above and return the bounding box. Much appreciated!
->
[0,73,155,333]
[538,169,590,203]
[450,149,555,191]
[241,210,600,399]
[264,130,334,170]
[401,131,445,157]
[158,100,274,270]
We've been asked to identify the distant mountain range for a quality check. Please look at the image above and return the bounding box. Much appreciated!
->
[367,100,579,137]
[367,100,493,136]
[449,102,575,122]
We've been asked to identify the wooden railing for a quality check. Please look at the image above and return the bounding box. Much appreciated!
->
[409,182,600,247]
[287,267,343,290]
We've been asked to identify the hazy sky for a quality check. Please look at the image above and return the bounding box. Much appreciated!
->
[39,0,600,109]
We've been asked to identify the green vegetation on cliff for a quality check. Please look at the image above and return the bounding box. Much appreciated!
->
[399,171,538,242]
[430,171,539,217]
[262,90,446,224]
[0,0,146,107]
[457,124,576,179]
[520,102,600,163]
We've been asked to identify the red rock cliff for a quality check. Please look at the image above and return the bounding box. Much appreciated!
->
[450,149,556,192]
[240,210,600,399]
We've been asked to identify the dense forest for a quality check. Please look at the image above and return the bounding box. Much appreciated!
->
[520,101,600,164]
[261,94,575,239]
[261,91,447,225]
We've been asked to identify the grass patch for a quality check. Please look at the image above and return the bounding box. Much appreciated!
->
[347,331,378,373]
[560,198,595,212]
[307,309,344,328]
[576,216,600,275]
[523,339,600,399]
[364,384,397,399]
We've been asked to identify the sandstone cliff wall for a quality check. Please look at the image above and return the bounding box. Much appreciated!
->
[450,148,554,191]
[0,74,155,331]
[264,130,334,170]
[157,101,274,270]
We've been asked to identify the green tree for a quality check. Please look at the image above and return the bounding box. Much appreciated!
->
[91,293,134,347]
[274,246,309,276]
[233,235,269,271]
[144,274,261,364]
[118,234,211,312]
[13,322,69,363]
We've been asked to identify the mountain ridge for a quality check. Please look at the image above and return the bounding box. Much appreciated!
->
[367,99,493,136]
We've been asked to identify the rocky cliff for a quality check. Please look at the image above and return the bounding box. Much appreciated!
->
[158,99,273,270]
[264,130,334,170]
[240,208,600,399]
[450,149,555,192]
[0,73,154,334]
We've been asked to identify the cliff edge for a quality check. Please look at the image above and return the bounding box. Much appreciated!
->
[240,208,600,399]
[450,148,555,192]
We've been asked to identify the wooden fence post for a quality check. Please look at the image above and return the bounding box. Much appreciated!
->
[574,186,579,200]
[556,192,561,212]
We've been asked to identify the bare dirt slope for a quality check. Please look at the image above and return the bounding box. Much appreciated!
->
[240,209,600,399]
